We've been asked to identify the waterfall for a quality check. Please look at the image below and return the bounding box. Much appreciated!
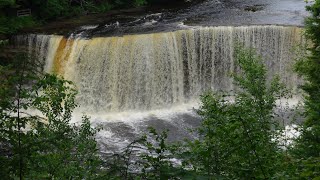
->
[16,25,304,113]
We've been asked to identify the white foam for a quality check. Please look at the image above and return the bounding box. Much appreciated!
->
[73,100,200,123]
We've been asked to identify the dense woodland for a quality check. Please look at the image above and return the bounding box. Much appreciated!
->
[0,0,320,179]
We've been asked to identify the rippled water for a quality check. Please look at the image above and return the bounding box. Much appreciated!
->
[73,0,308,37]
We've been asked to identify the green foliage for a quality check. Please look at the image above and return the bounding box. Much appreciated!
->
[185,47,287,179]
[32,0,71,20]
[292,0,320,178]
[137,127,180,179]
[0,16,36,34]
[96,2,114,12]
[105,127,185,179]
[133,0,148,7]
[0,0,36,35]
[0,0,15,7]
[28,0,147,20]
[0,55,101,179]
[113,0,147,8]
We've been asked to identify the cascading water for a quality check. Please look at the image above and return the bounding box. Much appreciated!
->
[16,25,304,113]
[15,25,305,151]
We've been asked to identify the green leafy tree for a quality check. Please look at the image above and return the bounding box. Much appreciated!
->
[24,74,101,179]
[0,54,101,179]
[292,0,320,178]
[186,47,287,179]
[0,53,39,179]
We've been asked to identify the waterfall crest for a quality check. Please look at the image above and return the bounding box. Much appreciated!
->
[16,25,304,113]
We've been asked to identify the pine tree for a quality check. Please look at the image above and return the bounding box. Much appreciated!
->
[293,0,320,178]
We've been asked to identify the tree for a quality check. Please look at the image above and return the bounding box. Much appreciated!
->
[0,54,101,179]
[292,0,320,178]
[186,47,287,179]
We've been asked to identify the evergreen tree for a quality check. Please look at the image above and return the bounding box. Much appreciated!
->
[293,0,320,178]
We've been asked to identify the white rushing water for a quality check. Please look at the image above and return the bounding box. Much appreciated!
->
[16,25,304,114]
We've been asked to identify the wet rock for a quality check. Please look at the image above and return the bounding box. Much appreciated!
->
[244,4,265,12]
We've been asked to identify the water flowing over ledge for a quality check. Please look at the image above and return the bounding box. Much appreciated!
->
[15,25,305,114]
